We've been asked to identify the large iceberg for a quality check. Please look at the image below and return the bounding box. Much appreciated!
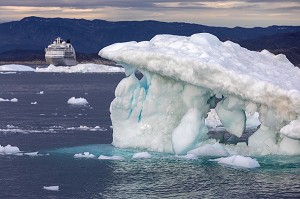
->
[99,33,300,155]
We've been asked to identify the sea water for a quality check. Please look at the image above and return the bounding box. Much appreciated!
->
[0,72,299,198]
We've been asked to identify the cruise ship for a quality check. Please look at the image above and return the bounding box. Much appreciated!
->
[45,37,76,66]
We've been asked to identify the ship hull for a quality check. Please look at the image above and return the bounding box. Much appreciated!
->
[46,57,76,66]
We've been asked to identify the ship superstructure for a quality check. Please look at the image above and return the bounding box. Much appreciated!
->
[45,37,76,66]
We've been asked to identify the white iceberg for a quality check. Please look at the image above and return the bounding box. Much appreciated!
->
[211,155,260,169]
[0,98,18,102]
[43,186,59,191]
[98,155,125,160]
[67,97,89,106]
[0,64,35,72]
[74,152,95,159]
[132,152,152,159]
[0,144,20,154]
[99,33,300,155]
[35,63,124,73]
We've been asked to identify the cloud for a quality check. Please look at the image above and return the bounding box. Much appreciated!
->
[0,1,299,27]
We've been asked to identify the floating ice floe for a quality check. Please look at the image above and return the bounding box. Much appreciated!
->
[43,186,59,191]
[211,155,260,169]
[0,71,17,74]
[0,98,18,102]
[67,125,107,131]
[31,102,38,105]
[0,144,20,154]
[132,152,152,159]
[0,64,35,72]
[74,152,96,159]
[35,63,124,73]
[24,151,40,156]
[37,91,44,95]
[67,97,89,106]
[98,155,125,160]
[100,33,300,155]
[10,98,18,102]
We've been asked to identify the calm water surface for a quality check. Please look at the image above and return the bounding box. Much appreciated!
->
[0,73,299,198]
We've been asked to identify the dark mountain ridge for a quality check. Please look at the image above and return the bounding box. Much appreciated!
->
[0,16,299,66]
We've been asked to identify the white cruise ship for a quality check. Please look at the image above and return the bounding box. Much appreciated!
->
[45,37,76,66]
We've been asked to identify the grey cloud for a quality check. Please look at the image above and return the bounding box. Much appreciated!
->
[1,0,299,10]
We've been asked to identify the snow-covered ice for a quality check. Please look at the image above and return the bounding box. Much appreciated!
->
[0,98,18,102]
[0,64,35,72]
[132,152,152,159]
[211,155,260,169]
[0,144,20,154]
[37,91,44,95]
[66,125,107,131]
[35,63,124,73]
[100,33,300,155]
[98,155,125,160]
[1,63,124,73]
[74,152,96,159]
[31,101,38,105]
[67,97,89,106]
[10,98,18,102]
[43,186,59,191]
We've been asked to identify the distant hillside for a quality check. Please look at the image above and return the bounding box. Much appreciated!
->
[0,16,300,66]
[240,31,300,67]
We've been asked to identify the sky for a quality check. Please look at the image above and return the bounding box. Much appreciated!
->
[0,0,299,27]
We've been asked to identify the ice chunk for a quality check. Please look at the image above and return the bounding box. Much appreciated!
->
[24,151,39,156]
[35,63,124,73]
[10,98,18,102]
[172,108,208,155]
[43,186,59,191]
[279,136,300,155]
[0,98,9,102]
[188,143,229,157]
[0,64,34,72]
[67,97,89,106]
[37,91,44,95]
[74,152,95,159]
[0,98,18,102]
[98,155,125,160]
[1,144,20,154]
[215,99,246,137]
[248,125,278,155]
[132,152,152,159]
[211,155,260,168]
[31,102,38,105]
[205,109,223,128]
[280,119,300,140]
